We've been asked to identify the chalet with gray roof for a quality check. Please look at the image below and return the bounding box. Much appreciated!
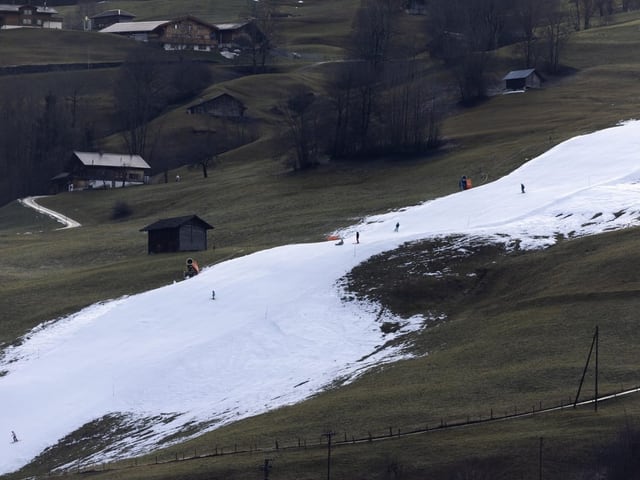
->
[100,15,218,51]
[51,151,151,192]
[155,15,218,51]
[90,9,135,31]
[99,15,263,53]
[99,20,168,42]
[503,69,544,91]
[0,3,62,29]
[187,93,246,118]
[214,20,263,46]
[140,215,214,254]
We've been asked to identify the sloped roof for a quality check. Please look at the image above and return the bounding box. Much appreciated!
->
[73,151,151,169]
[91,9,136,20]
[214,21,250,31]
[161,15,217,30]
[100,20,168,33]
[140,215,214,232]
[188,93,246,110]
[0,4,58,14]
[503,68,538,81]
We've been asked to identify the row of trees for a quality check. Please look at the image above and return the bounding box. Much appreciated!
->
[0,83,94,205]
[282,0,640,168]
[282,0,443,170]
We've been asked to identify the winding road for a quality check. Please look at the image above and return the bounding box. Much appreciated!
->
[19,196,81,229]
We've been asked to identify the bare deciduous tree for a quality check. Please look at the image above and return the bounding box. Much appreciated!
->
[350,0,395,71]
[243,0,278,72]
[543,5,571,73]
[114,51,169,157]
[282,89,320,170]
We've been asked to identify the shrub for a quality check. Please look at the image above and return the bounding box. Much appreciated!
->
[111,200,133,220]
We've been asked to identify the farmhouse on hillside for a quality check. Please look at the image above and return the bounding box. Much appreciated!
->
[214,20,264,47]
[99,15,263,53]
[99,19,170,42]
[100,15,219,51]
[89,9,135,31]
[140,215,214,254]
[154,15,218,51]
[0,3,62,29]
[503,68,544,91]
[51,151,151,193]
[187,93,247,118]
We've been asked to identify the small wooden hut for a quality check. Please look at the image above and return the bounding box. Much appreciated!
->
[503,68,544,91]
[140,215,213,254]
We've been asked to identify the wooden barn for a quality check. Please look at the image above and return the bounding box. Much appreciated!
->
[90,9,135,31]
[0,3,62,29]
[101,15,218,51]
[51,151,151,193]
[140,215,214,254]
[154,15,218,51]
[214,20,263,46]
[503,68,544,91]
[186,93,246,117]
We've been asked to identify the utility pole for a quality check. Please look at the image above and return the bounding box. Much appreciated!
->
[595,325,599,411]
[574,326,599,411]
[321,431,335,480]
[260,458,272,480]
[539,436,543,480]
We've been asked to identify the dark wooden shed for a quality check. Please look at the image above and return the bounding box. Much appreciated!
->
[90,9,135,31]
[503,68,544,91]
[186,93,246,118]
[140,215,213,254]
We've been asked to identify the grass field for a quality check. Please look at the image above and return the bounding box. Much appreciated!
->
[2,4,640,479]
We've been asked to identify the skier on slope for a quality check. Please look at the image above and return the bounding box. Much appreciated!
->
[184,258,200,279]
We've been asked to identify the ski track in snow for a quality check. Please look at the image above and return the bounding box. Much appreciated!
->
[2,121,640,474]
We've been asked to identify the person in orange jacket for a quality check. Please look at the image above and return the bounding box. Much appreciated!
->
[184,258,200,278]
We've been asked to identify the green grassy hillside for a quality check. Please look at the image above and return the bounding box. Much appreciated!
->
[3,5,640,480]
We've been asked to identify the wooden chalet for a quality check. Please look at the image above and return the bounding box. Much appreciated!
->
[214,20,263,47]
[99,15,263,53]
[101,15,218,51]
[155,15,218,52]
[99,20,167,42]
[140,215,214,254]
[503,69,544,91]
[51,151,151,192]
[0,3,62,29]
[90,9,135,31]
[186,93,246,118]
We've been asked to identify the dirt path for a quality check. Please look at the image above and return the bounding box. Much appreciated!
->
[19,196,81,229]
